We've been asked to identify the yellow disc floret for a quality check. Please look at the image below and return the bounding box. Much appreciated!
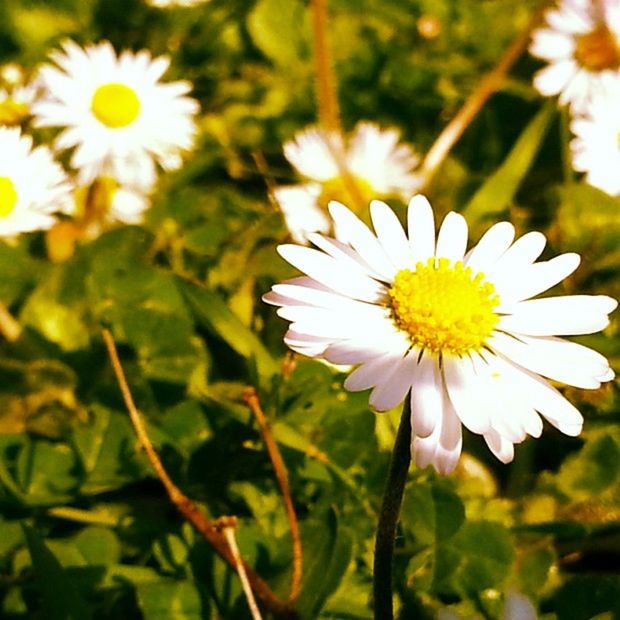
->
[91,83,141,128]
[319,176,375,212]
[389,257,500,356]
[0,176,18,218]
[574,25,620,72]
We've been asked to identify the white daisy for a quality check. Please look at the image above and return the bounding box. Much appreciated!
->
[73,176,150,235]
[274,122,421,243]
[0,127,72,237]
[0,84,38,126]
[570,84,620,194]
[263,196,617,475]
[32,40,199,192]
[530,0,620,111]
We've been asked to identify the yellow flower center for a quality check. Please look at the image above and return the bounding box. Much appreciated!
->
[0,98,29,126]
[574,25,620,72]
[319,176,375,212]
[0,176,18,218]
[91,83,141,128]
[389,257,500,356]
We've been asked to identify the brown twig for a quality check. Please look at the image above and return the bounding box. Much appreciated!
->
[419,11,542,188]
[244,387,303,602]
[310,0,340,134]
[216,517,263,620]
[101,328,296,619]
[251,151,280,210]
[0,303,21,342]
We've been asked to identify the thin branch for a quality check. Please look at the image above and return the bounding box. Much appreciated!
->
[101,328,296,619]
[419,11,542,188]
[218,518,263,620]
[244,387,303,603]
[251,151,280,211]
[310,0,340,134]
[0,303,21,342]
[373,398,412,620]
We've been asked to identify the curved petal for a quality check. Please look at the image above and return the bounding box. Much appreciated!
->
[407,195,435,262]
[370,200,411,270]
[435,212,468,261]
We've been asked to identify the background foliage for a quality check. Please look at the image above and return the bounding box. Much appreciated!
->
[0,0,618,618]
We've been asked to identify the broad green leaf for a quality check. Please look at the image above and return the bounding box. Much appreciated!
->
[135,579,205,619]
[463,102,555,222]
[22,525,93,620]
[178,277,279,378]
[296,508,354,619]
[556,432,620,500]
[73,527,121,566]
[247,0,310,66]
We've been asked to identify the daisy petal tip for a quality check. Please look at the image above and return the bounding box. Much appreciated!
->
[408,194,432,212]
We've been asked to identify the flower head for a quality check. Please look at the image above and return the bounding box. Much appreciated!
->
[0,84,37,126]
[264,196,616,474]
[530,0,620,111]
[570,83,620,194]
[0,127,72,237]
[274,122,420,243]
[32,40,199,192]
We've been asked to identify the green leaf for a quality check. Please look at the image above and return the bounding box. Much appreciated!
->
[463,102,555,222]
[247,0,310,66]
[556,432,620,500]
[450,521,514,594]
[296,508,354,619]
[135,580,204,619]
[178,277,278,379]
[22,524,93,620]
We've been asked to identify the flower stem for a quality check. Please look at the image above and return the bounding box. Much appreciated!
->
[373,397,412,620]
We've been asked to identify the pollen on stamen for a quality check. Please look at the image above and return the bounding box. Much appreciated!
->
[388,257,500,356]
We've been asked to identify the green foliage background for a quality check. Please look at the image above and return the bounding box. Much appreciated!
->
[0,0,618,618]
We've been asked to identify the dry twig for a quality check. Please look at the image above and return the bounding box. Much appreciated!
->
[244,387,303,602]
[101,328,296,619]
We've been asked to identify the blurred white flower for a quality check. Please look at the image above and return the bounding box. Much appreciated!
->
[274,122,421,243]
[530,0,620,111]
[570,84,620,195]
[32,40,199,192]
[264,196,616,475]
[0,84,38,126]
[73,176,151,235]
[0,127,72,237]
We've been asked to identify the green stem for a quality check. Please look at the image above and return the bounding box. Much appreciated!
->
[373,397,412,620]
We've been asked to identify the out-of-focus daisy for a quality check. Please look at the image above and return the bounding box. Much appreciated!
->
[264,196,616,474]
[32,40,199,192]
[570,85,620,195]
[73,176,150,231]
[0,127,72,237]
[530,0,620,111]
[0,84,37,126]
[274,122,420,243]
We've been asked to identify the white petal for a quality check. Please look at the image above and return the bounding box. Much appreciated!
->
[409,354,441,437]
[344,352,405,391]
[407,195,435,262]
[328,202,395,281]
[443,355,492,434]
[370,200,411,270]
[496,253,581,306]
[277,244,386,302]
[323,330,410,365]
[533,61,576,97]
[484,429,515,464]
[498,295,617,336]
[465,221,515,273]
[369,348,419,411]
[489,332,612,389]
[435,211,468,261]
[268,282,372,312]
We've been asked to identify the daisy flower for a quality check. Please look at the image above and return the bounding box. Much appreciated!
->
[0,84,38,126]
[32,40,199,192]
[0,127,72,237]
[274,122,420,243]
[263,196,616,475]
[570,85,620,194]
[529,0,620,111]
[73,176,150,233]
